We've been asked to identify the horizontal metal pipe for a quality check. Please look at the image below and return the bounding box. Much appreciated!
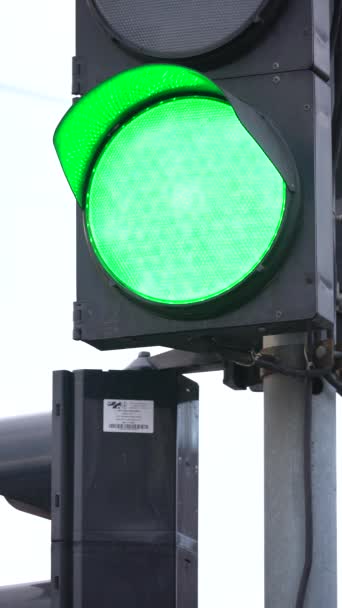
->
[0,582,50,607]
[0,414,51,518]
[0,414,51,474]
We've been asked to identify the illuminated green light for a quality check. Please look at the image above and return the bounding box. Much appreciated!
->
[85,96,286,306]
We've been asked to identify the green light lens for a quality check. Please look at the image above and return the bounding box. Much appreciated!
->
[86,96,286,306]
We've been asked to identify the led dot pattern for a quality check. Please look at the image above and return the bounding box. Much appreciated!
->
[86,97,286,306]
[53,64,223,205]
[92,0,268,58]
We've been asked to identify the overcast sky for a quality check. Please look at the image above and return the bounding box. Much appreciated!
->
[0,2,340,606]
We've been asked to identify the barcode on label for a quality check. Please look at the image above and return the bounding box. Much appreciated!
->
[103,399,154,433]
[108,424,149,430]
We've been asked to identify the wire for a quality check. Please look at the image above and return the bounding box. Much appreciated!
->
[295,376,313,608]
[251,353,331,379]
[225,344,342,396]
[252,352,342,394]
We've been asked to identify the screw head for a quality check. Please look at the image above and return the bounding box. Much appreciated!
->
[315,345,327,360]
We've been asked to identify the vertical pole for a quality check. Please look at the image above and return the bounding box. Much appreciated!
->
[263,334,337,608]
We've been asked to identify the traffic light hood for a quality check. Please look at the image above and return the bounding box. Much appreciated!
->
[53,64,224,206]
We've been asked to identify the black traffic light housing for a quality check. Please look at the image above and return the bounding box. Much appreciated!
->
[0,367,199,607]
[52,369,199,608]
[73,0,330,93]
[68,0,334,354]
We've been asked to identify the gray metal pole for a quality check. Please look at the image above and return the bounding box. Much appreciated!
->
[263,334,337,608]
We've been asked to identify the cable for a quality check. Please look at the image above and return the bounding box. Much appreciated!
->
[252,352,342,394]
[295,376,313,608]
[251,353,331,379]
[218,344,331,379]
[225,344,342,395]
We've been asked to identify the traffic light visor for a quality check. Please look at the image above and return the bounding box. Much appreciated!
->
[53,64,223,204]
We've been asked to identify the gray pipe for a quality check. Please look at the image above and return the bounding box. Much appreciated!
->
[0,414,51,518]
[0,582,50,607]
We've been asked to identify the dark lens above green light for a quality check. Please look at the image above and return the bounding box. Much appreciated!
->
[86,96,286,306]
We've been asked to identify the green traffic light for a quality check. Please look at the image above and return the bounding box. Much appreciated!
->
[86,96,286,305]
[54,64,289,308]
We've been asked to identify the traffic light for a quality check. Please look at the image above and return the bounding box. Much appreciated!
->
[51,369,198,608]
[54,1,334,353]
[0,368,198,608]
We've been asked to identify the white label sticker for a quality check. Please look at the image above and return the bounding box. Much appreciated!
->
[103,399,154,433]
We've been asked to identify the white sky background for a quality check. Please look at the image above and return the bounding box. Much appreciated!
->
[0,2,340,605]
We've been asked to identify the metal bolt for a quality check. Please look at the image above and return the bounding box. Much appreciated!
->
[273,62,280,70]
[304,104,311,111]
[315,345,327,360]
[275,310,283,320]
[272,75,280,84]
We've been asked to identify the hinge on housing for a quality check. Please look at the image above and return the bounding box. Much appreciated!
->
[72,56,85,96]
[73,301,85,340]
